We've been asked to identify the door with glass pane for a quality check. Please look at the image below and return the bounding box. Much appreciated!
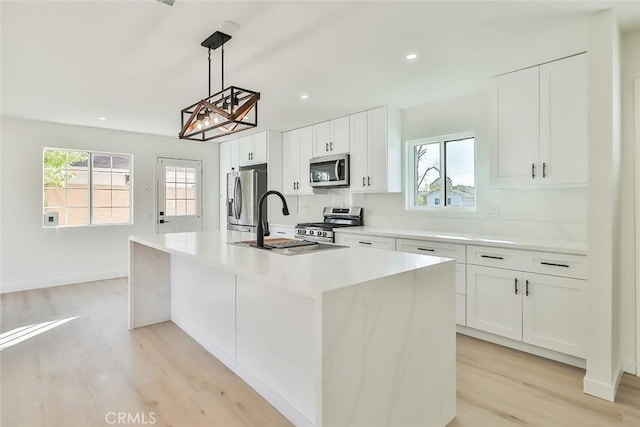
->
[157,158,202,234]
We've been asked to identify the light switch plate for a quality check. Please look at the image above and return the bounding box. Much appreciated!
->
[43,212,59,227]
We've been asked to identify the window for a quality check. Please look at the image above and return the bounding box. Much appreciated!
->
[406,132,475,210]
[43,148,132,226]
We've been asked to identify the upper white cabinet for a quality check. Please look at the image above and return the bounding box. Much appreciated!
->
[312,116,349,156]
[239,131,268,166]
[283,126,313,196]
[349,106,401,193]
[490,53,587,188]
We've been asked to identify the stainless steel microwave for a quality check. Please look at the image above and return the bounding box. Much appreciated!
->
[309,153,350,188]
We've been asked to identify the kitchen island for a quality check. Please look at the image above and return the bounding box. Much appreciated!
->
[129,231,456,427]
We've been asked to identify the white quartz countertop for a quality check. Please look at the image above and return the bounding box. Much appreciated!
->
[130,231,453,299]
[334,226,587,255]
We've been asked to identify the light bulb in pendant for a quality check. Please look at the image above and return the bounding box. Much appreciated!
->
[213,114,220,124]
[203,116,211,127]
[196,121,204,130]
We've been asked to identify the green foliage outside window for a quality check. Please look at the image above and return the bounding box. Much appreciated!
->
[44,150,88,187]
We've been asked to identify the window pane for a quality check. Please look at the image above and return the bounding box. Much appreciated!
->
[93,189,111,207]
[112,190,130,207]
[185,167,196,184]
[67,170,88,187]
[44,187,66,207]
[112,156,130,171]
[165,199,176,216]
[414,143,441,207]
[176,183,187,199]
[165,183,176,200]
[186,200,196,216]
[67,188,89,207]
[111,172,130,190]
[93,155,112,169]
[165,166,175,183]
[176,199,187,216]
[175,167,186,183]
[186,183,196,200]
[445,138,475,207]
[67,207,89,226]
[92,207,111,224]
[111,208,130,223]
[93,171,111,187]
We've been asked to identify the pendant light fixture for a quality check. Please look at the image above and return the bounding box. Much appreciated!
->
[179,31,260,142]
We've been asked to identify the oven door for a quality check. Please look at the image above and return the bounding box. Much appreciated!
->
[309,154,349,187]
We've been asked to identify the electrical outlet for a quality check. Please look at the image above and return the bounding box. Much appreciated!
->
[488,205,500,218]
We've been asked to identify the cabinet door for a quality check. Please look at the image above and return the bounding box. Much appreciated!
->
[330,116,350,154]
[522,273,586,358]
[466,265,522,340]
[312,121,331,157]
[252,131,268,163]
[349,111,368,192]
[539,54,587,186]
[298,126,314,195]
[491,67,540,187]
[230,140,240,171]
[366,106,390,192]
[283,130,301,195]
[238,135,254,165]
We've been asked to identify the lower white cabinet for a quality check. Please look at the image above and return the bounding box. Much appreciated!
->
[467,265,522,340]
[467,254,586,358]
[334,233,396,250]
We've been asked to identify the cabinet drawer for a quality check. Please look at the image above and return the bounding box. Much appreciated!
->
[467,245,523,270]
[396,238,466,263]
[456,294,466,326]
[335,233,396,251]
[522,251,586,279]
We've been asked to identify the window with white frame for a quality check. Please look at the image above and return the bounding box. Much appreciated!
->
[406,132,475,210]
[43,148,133,226]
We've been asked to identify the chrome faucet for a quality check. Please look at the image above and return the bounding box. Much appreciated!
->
[256,190,289,248]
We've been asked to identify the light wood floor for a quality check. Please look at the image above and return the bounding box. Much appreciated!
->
[1,278,639,427]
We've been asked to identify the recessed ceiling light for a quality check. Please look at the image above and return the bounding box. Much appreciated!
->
[301,94,309,100]
[99,117,107,121]
[406,53,418,61]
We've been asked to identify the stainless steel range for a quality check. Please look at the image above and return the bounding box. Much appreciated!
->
[295,207,363,243]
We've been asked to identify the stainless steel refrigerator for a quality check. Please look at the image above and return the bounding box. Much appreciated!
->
[226,164,267,232]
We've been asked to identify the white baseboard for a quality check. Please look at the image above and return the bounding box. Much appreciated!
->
[456,325,586,369]
[0,270,127,294]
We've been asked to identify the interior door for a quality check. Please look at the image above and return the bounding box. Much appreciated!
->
[157,157,202,234]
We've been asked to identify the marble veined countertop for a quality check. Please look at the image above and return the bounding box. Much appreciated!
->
[334,226,587,255]
[130,231,453,299]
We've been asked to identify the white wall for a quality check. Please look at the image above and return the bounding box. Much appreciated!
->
[620,30,640,376]
[583,10,622,402]
[284,89,587,242]
[0,116,218,293]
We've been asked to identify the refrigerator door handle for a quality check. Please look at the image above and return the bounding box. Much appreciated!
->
[235,177,243,219]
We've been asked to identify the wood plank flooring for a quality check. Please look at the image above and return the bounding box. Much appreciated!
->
[1,278,639,426]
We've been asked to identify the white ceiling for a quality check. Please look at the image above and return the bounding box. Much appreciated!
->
[2,1,639,141]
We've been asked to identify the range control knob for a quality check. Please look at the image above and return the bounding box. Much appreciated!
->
[319,231,326,237]
[309,230,315,236]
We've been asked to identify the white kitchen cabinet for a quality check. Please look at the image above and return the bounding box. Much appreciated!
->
[283,127,313,196]
[350,107,401,193]
[396,237,466,325]
[539,54,587,185]
[466,265,523,341]
[239,131,268,166]
[312,116,349,156]
[490,53,587,188]
[466,246,587,358]
[334,232,396,251]
[522,273,586,358]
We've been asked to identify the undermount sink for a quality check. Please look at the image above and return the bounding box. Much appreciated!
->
[230,238,347,256]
